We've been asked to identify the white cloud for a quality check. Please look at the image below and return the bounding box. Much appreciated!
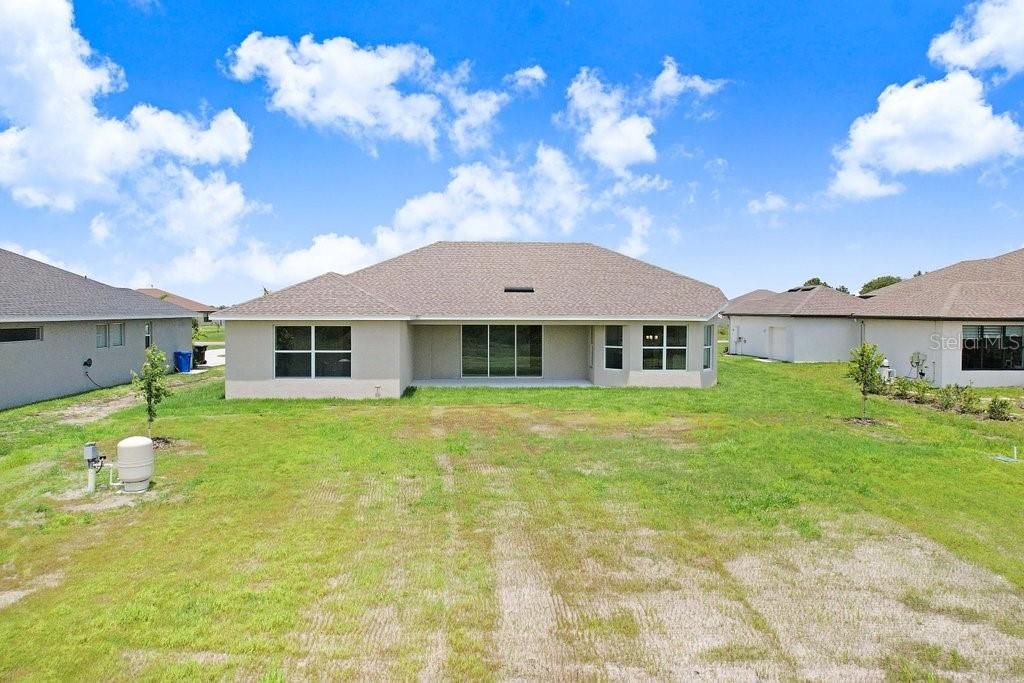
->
[608,174,670,197]
[929,0,1024,77]
[434,63,510,154]
[829,71,1024,199]
[229,33,534,157]
[651,56,727,103]
[505,65,547,91]
[565,67,657,177]
[616,206,652,258]
[0,0,250,211]
[89,213,111,244]
[229,144,589,286]
[704,157,728,182]
[228,32,440,154]
[747,191,789,214]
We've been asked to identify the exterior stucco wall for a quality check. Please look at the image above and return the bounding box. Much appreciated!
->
[862,318,1024,387]
[0,317,192,411]
[728,316,858,363]
[542,325,590,380]
[728,316,794,361]
[224,320,408,399]
[411,325,462,380]
[861,319,943,384]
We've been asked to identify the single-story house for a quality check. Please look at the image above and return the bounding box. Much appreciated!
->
[137,288,218,323]
[0,248,195,410]
[213,241,728,399]
[858,248,1024,387]
[724,285,866,362]
[724,248,1024,387]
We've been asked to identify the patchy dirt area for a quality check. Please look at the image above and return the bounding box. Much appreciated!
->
[0,571,63,610]
[726,515,1024,680]
[56,393,139,425]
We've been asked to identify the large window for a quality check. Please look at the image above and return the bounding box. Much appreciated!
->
[462,325,542,377]
[962,325,1023,371]
[605,325,623,370]
[0,327,41,343]
[275,325,352,378]
[703,325,714,369]
[642,325,687,370]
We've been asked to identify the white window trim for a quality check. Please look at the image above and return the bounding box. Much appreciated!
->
[703,324,714,370]
[96,324,109,349]
[604,325,624,371]
[459,324,544,378]
[0,326,43,344]
[273,324,353,379]
[642,324,688,371]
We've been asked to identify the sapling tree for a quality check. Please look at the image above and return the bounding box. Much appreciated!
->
[132,345,171,437]
[847,342,884,419]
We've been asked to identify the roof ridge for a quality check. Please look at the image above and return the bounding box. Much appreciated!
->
[583,242,725,295]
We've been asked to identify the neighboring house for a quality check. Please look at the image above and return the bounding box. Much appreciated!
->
[720,289,775,353]
[213,241,727,399]
[725,248,1024,387]
[137,288,218,323]
[858,248,1024,387]
[0,248,195,410]
[724,285,865,362]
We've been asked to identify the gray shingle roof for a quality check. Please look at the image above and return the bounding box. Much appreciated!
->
[221,272,403,318]
[722,289,776,314]
[725,285,867,317]
[858,248,1024,319]
[0,248,194,321]
[137,288,217,314]
[217,241,727,320]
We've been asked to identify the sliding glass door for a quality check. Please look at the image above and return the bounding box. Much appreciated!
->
[461,325,543,377]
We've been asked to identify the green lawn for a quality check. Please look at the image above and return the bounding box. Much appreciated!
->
[1,356,1023,679]
[195,323,224,343]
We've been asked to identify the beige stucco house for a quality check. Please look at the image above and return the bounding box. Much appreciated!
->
[0,248,194,410]
[725,248,1024,387]
[213,241,728,399]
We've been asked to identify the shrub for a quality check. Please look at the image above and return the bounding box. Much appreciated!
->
[892,377,913,400]
[936,386,958,411]
[911,379,931,404]
[959,385,982,414]
[132,345,171,437]
[988,397,1014,421]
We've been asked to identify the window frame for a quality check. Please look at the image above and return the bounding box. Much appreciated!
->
[0,326,42,344]
[460,324,544,378]
[273,324,353,379]
[604,325,624,370]
[144,322,152,349]
[96,324,109,349]
[641,324,688,371]
[110,322,125,347]
[703,324,714,370]
[962,324,1024,371]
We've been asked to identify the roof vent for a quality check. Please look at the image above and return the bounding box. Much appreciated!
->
[504,286,534,293]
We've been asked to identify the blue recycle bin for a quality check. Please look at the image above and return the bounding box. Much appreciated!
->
[173,351,192,373]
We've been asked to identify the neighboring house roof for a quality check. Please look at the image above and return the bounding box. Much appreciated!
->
[725,285,867,317]
[857,248,1024,320]
[722,289,775,314]
[0,248,194,322]
[217,241,727,320]
[137,288,217,314]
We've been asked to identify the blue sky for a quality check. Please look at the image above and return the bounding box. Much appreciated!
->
[1,0,1022,304]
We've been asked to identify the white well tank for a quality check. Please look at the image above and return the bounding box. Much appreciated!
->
[117,436,154,493]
